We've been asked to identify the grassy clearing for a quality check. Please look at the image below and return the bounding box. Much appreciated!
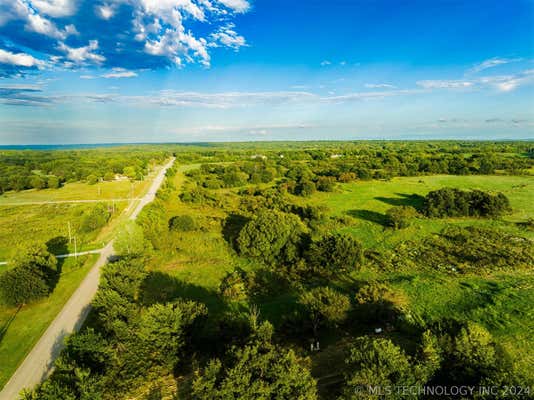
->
[144,167,534,384]
[0,255,97,388]
[299,174,534,249]
[0,179,151,205]
[0,203,126,261]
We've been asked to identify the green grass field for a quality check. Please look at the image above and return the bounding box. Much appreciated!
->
[0,179,150,205]
[298,174,534,249]
[143,167,534,386]
[0,255,97,388]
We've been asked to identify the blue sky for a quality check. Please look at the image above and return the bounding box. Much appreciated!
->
[0,0,533,144]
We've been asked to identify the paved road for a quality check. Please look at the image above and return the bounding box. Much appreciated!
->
[0,157,175,400]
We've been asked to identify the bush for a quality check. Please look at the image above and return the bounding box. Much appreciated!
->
[218,269,251,302]
[354,282,408,323]
[306,233,363,276]
[385,205,418,229]
[168,215,198,232]
[80,203,111,233]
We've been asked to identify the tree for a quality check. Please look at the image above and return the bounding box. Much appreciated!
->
[191,329,317,400]
[340,337,419,400]
[47,175,60,189]
[316,176,336,192]
[295,180,316,196]
[86,175,99,185]
[0,244,58,306]
[168,215,197,232]
[114,221,151,256]
[103,172,115,181]
[80,203,110,233]
[306,233,363,276]
[299,287,351,337]
[30,175,46,190]
[385,206,418,229]
[137,301,207,369]
[218,269,250,302]
[354,282,407,323]
[237,210,306,265]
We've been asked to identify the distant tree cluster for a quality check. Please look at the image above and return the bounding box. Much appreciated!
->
[422,188,511,218]
[0,148,170,193]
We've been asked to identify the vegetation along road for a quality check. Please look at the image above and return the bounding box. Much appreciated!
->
[0,157,176,400]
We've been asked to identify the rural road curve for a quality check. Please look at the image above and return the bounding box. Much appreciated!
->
[0,157,175,400]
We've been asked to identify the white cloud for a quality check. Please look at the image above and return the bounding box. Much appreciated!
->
[58,40,105,65]
[417,80,474,89]
[468,57,522,74]
[96,4,115,20]
[0,48,44,67]
[101,68,138,78]
[217,0,250,13]
[210,24,247,50]
[320,60,331,66]
[365,83,397,89]
[31,0,77,17]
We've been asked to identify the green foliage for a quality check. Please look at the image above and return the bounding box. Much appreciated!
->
[114,221,151,256]
[218,268,250,302]
[0,244,58,306]
[30,176,46,190]
[307,233,363,276]
[423,188,511,218]
[299,286,351,337]
[191,327,317,400]
[385,205,418,229]
[137,301,207,369]
[340,337,419,400]
[86,175,99,185]
[237,209,307,265]
[414,226,534,272]
[46,175,60,189]
[316,176,336,192]
[354,282,408,324]
[80,203,110,233]
[295,180,317,197]
[168,215,198,232]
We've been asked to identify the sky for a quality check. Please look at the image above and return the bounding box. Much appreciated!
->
[0,0,533,144]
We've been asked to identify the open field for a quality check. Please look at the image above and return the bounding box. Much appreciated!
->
[299,174,534,249]
[0,255,97,388]
[141,165,534,388]
[0,179,150,205]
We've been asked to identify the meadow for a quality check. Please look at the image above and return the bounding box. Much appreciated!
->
[142,163,534,392]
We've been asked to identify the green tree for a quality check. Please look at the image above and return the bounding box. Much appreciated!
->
[80,203,110,233]
[237,210,306,265]
[168,215,198,232]
[191,336,317,400]
[385,206,418,229]
[307,233,363,276]
[86,175,99,185]
[340,337,419,400]
[137,301,207,369]
[114,221,151,256]
[299,287,351,337]
[30,175,46,190]
[0,244,58,306]
[47,175,60,189]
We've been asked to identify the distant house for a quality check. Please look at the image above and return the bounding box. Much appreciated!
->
[251,154,268,160]
[330,154,343,159]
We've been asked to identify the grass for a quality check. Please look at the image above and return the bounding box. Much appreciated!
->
[0,255,97,388]
[0,203,126,261]
[144,166,534,388]
[0,179,150,205]
[298,174,534,249]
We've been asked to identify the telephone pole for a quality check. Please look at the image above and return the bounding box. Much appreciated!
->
[67,221,72,244]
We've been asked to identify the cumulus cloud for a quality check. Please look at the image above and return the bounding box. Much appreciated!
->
[58,40,105,65]
[101,68,138,78]
[0,0,251,75]
[0,49,44,67]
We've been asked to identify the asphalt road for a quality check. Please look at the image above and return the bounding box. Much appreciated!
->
[0,157,175,400]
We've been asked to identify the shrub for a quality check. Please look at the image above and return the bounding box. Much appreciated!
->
[306,233,363,276]
[385,205,418,229]
[168,215,198,232]
[80,203,111,233]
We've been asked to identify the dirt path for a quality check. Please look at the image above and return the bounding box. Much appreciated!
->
[0,157,175,400]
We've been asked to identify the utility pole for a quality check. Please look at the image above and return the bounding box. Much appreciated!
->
[74,236,77,260]
[68,221,72,244]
